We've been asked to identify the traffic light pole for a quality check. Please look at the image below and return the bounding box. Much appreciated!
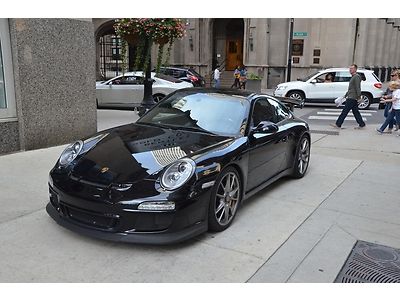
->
[287,18,294,82]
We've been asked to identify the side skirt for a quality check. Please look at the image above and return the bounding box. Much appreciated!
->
[243,168,293,201]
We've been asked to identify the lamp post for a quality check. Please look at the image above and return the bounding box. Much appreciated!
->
[287,18,294,82]
[138,39,156,116]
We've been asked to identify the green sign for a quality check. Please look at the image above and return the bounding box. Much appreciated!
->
[293,32,308,37]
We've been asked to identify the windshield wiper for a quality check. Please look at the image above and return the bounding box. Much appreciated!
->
[169,126,217,135]
[136,121,171,130]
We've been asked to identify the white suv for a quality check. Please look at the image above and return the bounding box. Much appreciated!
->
[273,68,384,109]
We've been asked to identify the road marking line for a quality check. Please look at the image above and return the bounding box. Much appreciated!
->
[317,112,372,116]
[308,116,367,121]
[324,108,377,113]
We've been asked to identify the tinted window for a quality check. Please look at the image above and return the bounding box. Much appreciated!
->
[138,91,250,136]
[155,73,183,83]
[335,71,352,82]
[188,68,202,78]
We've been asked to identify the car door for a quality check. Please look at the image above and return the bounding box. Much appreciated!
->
[246,98,290,191]
[331,71,352,98]
[97,76,143,107]
[306,72,336,101]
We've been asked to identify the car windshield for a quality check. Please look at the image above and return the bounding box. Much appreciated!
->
[155,73,183,83]
[137,91,250,136]
[299,71,321,82]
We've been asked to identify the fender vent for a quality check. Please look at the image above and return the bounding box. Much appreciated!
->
[335,240,400,283]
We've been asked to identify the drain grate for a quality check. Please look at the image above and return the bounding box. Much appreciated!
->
[335,240,400,283]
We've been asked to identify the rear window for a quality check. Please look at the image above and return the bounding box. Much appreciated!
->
[188,68,202,78]
[155,73,183,83]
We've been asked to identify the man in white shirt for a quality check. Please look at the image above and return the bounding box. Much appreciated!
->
[377,80,400,134]
[213,66,220,88]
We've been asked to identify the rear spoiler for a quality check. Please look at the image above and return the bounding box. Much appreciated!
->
[273,96,305,111]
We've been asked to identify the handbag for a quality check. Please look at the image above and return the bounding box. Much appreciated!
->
[334,96,346,107]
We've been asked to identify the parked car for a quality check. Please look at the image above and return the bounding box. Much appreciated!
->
[156,67,206,87]
[46,88,310,245]
[96,72,193,109]
[274,68,383,109]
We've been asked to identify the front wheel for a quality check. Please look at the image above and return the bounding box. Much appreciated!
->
[358,93,372,110]
[291,135,310,178]
[287,91,305,102]
[208,167,242,232]
[153,94,165,103]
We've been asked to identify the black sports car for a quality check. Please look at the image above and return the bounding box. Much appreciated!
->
[46,88,310,245]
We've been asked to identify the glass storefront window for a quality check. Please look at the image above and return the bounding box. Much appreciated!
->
[0,40,7,109]
[0,18,16,120]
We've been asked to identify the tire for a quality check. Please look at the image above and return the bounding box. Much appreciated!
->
[291,134,310,178]
[287,91,305,101]
[208,167,242,232]
[358,93,372,110]
[153,94,165,103]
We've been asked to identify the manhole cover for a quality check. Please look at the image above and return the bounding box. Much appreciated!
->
[335,240,400,283]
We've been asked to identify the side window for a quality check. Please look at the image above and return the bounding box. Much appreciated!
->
[335,71,352,82]
[315,72,335,83]
[252,98,277,126]
[268,98,291,121]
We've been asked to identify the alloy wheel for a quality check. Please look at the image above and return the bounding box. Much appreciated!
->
[297,138,310,175]
[358,95,370,110]
[288,92,304,101]
[213,171,240,226]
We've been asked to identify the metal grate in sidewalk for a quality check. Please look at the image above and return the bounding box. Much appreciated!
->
[335,240,400,283]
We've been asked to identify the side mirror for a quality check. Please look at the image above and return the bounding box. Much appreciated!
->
[310,79,317,84]
[252,121,279,134]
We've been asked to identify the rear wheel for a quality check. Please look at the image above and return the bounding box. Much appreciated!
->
[208,167,242,232]
[358,93,372,110]
[292,135,310,178]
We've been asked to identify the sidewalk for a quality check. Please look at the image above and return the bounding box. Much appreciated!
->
[0,112,399,282]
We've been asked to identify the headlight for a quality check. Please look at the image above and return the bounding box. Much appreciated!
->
[59,140,83,166]
[276,85,287,91]
[161,158,196,190]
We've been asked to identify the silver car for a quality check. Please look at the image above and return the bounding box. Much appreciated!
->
[96,72,193,109]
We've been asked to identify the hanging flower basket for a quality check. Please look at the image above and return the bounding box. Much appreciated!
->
[155,36,170,46]
[121,33,140,46]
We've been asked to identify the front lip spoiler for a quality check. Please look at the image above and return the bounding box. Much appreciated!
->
[46,203,208,245]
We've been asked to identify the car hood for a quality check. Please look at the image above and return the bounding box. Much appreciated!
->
[277,80,306,88]
[71,123,233,185]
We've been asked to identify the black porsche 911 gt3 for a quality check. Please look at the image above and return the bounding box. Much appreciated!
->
[46,88,310,244]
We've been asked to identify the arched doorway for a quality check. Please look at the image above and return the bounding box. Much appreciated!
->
[94,19,137,80]
[212,19,244,71]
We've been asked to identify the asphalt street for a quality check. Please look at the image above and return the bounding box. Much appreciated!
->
[0,106,399,283]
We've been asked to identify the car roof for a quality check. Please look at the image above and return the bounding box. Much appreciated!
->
[322,68,373,73]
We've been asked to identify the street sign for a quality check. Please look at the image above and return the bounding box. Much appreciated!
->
[293,32,308,37]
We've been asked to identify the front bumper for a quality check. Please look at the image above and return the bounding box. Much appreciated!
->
[273,89,286,97]
[46,182,210,245]
[46,203,207,245]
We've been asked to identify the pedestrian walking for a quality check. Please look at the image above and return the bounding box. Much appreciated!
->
[231,66,240,88]
[330,64,366,129]
[239,65,247,89]
[213,65,221,88]
[380,69,399,133]
[376,80,400,134]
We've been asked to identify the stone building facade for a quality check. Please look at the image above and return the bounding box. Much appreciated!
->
[94,18,400,88]
[0,18,97,155]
